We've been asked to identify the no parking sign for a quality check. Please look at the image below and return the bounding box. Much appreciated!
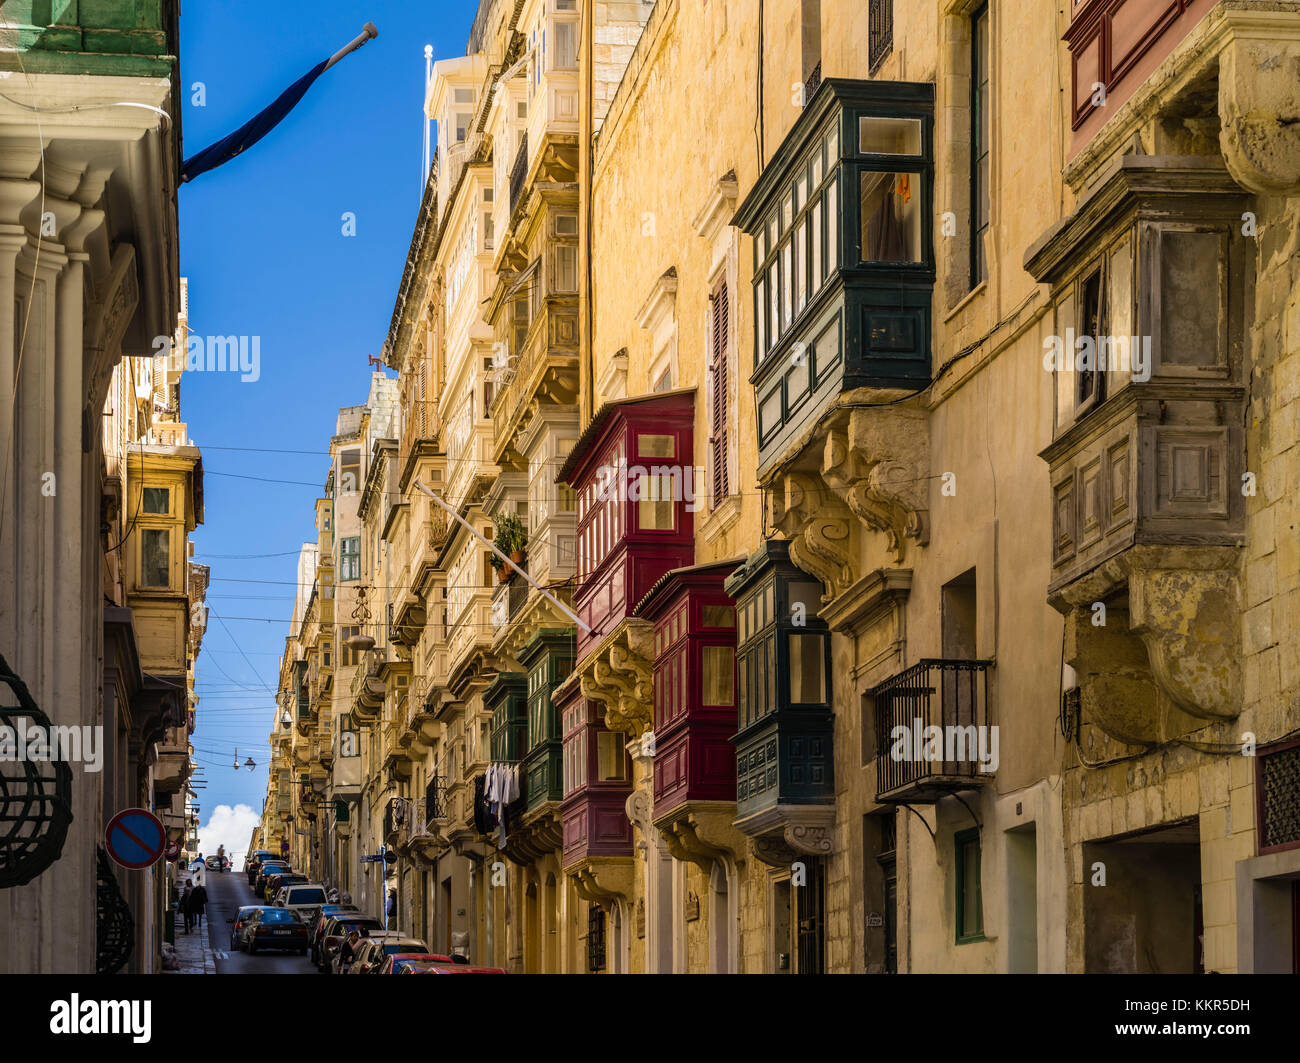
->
[104,808,166,870]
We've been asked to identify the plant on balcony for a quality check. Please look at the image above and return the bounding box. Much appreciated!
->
[492,512,528,579]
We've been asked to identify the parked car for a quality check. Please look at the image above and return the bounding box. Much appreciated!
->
[317,915,382,971]
[376,952,454,974]
[253,861,290,894]
[228,906,266,951]
[308,905,360,953]
[245,852,276,885]
[274,883,329,926]
[262,872,307,902]
[345,934,429,975]
[400,961,507,974]
[238,907,309,955]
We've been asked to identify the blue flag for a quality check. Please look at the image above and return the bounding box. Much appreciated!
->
[181,58,331,183]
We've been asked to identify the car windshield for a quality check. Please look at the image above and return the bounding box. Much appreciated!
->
[259,909,299,924]
[286,888,327,904]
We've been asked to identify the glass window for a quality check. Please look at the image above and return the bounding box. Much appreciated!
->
[956,828,984,941]
[702,646,735,706]
[339,449,361,494]
[859,116,922,155]
[826,178,838,271]
[597,730,625,781]
[554,21,577,69]
[142,487,169,514]
[860,171,921,263]
[795,219,808,314]
[788,633,826,703]
[555,245,577,291]
[811,201,823,294]
[702,605,735,629]
[638,433,675,459]
[340,537,361,582]
[556,214,578,236]
[142,528,170,587]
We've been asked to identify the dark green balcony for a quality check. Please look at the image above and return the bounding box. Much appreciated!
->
[725,539,834,863]
[486,672,528,764]
[734,79,935,477]
[518,628,574,812]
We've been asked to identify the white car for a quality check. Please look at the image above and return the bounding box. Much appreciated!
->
[274,883,329,928]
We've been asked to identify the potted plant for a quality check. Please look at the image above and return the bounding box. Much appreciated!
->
[493,512,528,579]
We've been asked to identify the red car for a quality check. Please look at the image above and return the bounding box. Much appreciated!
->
[377,952,455,974]
[403,963,507,974]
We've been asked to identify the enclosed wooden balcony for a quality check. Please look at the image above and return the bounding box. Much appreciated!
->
[733,79,936,477]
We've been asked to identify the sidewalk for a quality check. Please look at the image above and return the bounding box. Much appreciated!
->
[166,913,216,975]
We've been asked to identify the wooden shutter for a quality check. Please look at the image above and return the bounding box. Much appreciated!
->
[710,278,730,507]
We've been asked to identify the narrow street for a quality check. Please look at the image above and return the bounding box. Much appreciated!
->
[202,870,318,975]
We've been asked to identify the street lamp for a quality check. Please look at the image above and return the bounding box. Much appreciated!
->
[281,709,292,728]
[244,756,257,772]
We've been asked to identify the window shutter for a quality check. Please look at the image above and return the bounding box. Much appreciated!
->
[710,278,730,507]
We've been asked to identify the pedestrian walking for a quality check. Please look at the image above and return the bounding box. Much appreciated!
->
[180,879,194,934]
[188,880,209,932]
[386,887,396,926]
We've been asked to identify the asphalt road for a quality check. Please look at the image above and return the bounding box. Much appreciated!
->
[204,866,319,974]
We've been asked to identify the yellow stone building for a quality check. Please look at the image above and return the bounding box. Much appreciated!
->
[257,0,1300,973]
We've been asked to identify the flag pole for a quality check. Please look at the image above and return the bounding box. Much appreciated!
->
[411,479,591,633]
[324,22,379,73]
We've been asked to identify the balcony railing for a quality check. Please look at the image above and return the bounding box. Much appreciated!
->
[509,132,528,215]
[869,659,994,802]
[425,775,447,824]
[400,398,439,473]
[384,797,408,844]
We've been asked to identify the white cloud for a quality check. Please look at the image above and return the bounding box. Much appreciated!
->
[197,803,261,871]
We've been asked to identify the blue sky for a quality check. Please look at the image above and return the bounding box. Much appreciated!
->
[179,0,479,860]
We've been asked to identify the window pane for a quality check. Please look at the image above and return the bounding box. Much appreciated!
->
[702,604,734,628]
[826,178,838,270]
[554,21,577,68]
[639,475,676,531]
[702,646,735,706]
[142,487,169,514]
[860,171,921,263]
[795,220,807,314]
[142,529,169,587]
[597,731,625,781]
[811,201,823,293]
[637,434,675,458]
[556,245,577,291]
[859,116,922,155]
[788,633,826,703]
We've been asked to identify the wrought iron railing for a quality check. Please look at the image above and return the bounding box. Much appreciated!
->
[425,775,447,823]
[803,60,821,104]
[869,658,993,799]
[868,0,894,75]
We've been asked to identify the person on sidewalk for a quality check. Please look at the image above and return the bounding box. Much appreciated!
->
[339,930,361,972]
[180,879,194,934]
[188,880,209,933]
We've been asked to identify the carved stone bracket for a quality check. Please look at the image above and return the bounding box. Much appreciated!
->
[767,403,931,596]
[738,804,836,867]
[1217,17,1300,196]
[578,618,654,737]
[569,856,635,906]
[652,802,747,873]
[1056,545,1241,741]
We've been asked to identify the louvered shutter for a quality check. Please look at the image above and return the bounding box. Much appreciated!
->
[710,278,730,507]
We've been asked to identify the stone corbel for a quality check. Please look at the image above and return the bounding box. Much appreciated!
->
[822,407,931,564]
[653,804,747,873]
[1126,561,1241,722]
[770,471,857,597]
[570,857,635,906]
[741,805,836,867]
[579,619,654,736]
[1217,21,1300,196]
